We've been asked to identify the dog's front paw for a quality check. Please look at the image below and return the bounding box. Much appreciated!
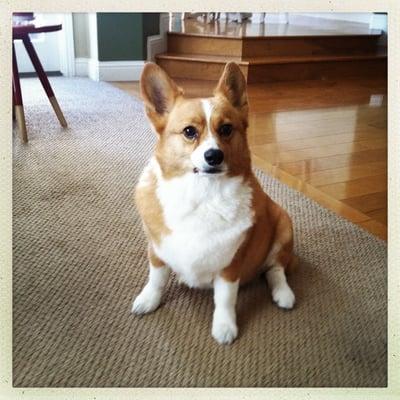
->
[272,286,295,309]
[212,320,238,345]
[131,289,161,315]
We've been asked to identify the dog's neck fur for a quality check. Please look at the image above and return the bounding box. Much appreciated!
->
[152,157,253,224]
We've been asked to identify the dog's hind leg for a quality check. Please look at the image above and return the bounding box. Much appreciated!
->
[264,210,296,309]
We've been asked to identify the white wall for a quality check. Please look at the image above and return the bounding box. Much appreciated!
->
[295,13,374,24]
[72,13,90,58]
[294,12,387,33]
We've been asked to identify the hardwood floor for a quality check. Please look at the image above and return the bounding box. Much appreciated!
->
[112,77,387,240]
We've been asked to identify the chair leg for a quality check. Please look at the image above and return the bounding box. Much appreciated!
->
[22,34,67,128]
[12,42,28,143]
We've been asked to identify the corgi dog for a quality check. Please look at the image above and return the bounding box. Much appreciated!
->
[132,62,296,345]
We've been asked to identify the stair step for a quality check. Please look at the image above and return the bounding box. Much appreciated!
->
[156,54,248,80]
[156,51,386,82]
[167,31,382,58]
[161,19,386,83]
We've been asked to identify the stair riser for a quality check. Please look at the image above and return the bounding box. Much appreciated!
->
[157,58,248,81]
[242,36,381,57]
[157,57,386,82]
[248,58,387,83]
[168,33,381,57]
[168,35,241,57]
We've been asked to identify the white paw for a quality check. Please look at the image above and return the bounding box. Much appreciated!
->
[131,289,161,315]
[272,286,295,309]
[212,321,238,345]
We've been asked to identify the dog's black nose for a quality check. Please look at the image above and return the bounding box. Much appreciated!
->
[204,149,224,166]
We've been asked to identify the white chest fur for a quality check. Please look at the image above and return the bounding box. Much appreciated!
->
[149,161,254,288]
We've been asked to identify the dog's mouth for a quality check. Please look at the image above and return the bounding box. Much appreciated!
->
[193,167,224,175]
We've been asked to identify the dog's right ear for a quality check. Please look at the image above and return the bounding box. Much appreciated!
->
[214,62,248,110]
[140,63,182,133]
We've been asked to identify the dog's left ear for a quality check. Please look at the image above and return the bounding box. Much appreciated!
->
[214,62,248,110]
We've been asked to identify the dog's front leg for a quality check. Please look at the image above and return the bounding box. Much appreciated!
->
[212,274,239,345]
[132,246,169,314]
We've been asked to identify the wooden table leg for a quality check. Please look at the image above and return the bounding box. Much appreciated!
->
[22,34,67,128]
[12,42,28,143]
[12,88,16,120]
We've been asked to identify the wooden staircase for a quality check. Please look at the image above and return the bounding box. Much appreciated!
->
[156,29,387,82]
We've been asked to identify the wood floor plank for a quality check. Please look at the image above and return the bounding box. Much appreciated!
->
[366,208,387,225]
[250,115,371,135]
[279,148,387,176]
[247,125,384,146]
[251,154,371,224]
[250,104,386,123]
[250,131,386,152]
[342,191,387,213]
[251,138,386,164]
[299,161,387,186]
[317,173,387,200]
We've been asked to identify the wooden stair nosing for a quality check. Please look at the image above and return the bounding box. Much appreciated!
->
[155,51,387,67]
[156,53,248,65]
[167,31,383,40]
[246,52,387,65]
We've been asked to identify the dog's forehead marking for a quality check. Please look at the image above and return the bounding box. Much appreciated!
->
[201,98,214,128]
[199,98,219,149]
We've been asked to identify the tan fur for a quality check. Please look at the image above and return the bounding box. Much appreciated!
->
[221,174,295,284]
[137,62,296,284]
[134,168,170,246]
[148,244,165,267]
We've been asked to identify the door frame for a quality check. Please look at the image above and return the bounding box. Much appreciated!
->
[57,13,75,77]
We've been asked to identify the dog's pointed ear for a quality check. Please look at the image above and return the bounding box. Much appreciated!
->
[214,62,248,110]
[140,63,183,131]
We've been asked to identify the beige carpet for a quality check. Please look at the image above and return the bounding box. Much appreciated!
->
[13,77,387,387]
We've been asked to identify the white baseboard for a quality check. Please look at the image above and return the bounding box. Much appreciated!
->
[88,59,100,81]
[98,60,145,81]
[75,57,89,77]
[147,36,166,62]
[74,58,145,81]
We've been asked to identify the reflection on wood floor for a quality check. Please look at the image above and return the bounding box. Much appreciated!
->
[169,16,382,38]
[113,77,387,240]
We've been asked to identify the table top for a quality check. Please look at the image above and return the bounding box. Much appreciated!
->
[13,24,62,38]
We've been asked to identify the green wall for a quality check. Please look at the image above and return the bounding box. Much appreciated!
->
[142,13,161,58]
[97,13,160,61]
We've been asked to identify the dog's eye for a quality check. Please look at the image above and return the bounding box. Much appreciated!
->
[183,126,198,140]
[219,124,233,137]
